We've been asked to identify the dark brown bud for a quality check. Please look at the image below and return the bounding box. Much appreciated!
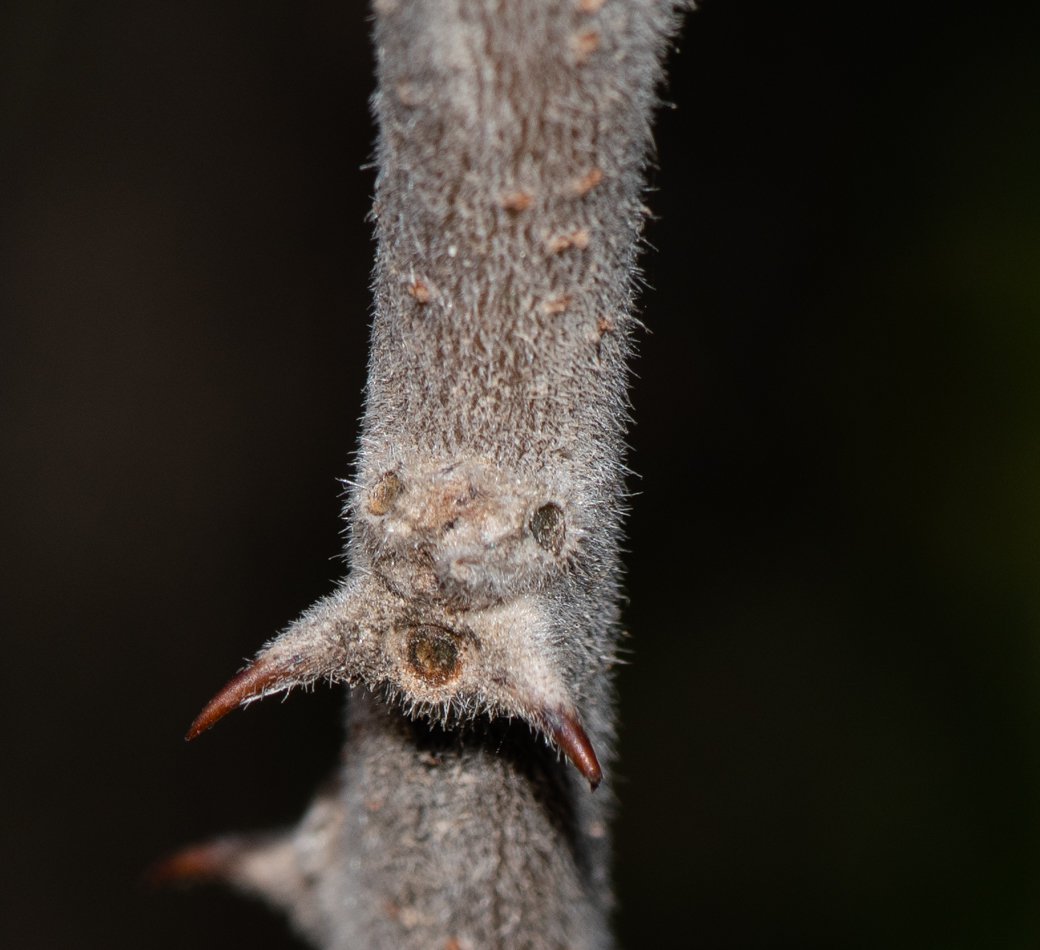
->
[530,503,566,555]
[367,471,402,516]
[407,625,462,685]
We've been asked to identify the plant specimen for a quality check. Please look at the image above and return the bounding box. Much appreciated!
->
[165,2,687,947]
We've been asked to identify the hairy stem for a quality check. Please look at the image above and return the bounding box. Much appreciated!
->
[170,2,686,947]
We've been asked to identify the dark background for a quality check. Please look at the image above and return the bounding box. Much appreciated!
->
[2,1,1039,947]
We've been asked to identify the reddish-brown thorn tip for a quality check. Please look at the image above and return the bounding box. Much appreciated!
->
[544,708,603,791]
[147,838,243,888]
[185,654,299,740]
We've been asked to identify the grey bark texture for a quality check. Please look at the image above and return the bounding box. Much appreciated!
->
[172,1,687,947]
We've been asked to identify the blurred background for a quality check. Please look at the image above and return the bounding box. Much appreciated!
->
[2,0,1039,946]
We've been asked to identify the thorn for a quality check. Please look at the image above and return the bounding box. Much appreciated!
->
[147,838,244,888]
[544,708,602,791]
[186,654,301,740]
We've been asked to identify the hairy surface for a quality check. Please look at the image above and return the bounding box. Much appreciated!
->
[172,1,687,947]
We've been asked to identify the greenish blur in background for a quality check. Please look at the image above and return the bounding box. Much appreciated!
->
[1,1,1038,947]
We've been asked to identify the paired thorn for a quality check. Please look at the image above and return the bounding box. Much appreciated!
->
[186,647,604,791]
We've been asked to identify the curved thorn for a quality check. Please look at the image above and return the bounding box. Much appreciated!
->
[185,654,299,740]
[544,708,602,791]
[147,838,243,888]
